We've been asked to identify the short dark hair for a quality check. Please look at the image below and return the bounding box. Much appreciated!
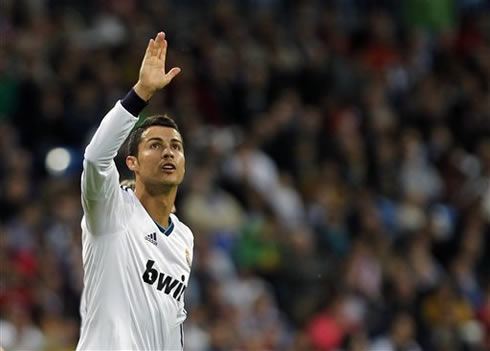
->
[128,115,180,157]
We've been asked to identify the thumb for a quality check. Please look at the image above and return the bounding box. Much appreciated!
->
[166,67,181,82]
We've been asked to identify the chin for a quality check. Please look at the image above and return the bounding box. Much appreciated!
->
[158,177,182,186]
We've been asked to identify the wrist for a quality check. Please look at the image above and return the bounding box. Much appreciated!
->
[121,89,149,117]
[133,82,155,102]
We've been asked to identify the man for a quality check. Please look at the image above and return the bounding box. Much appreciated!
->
[77,32,193,350]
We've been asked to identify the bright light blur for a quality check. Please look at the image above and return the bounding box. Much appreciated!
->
[45,147,71,175]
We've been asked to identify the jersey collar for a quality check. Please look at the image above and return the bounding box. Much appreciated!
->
[153,215,174,236]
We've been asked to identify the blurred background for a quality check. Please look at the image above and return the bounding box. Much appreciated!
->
[1,0,490,350]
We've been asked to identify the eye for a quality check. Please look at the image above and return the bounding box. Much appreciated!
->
[150,143,161,149]
[172,144,182,151]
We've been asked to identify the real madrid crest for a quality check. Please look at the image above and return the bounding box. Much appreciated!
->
[185,248,191,268]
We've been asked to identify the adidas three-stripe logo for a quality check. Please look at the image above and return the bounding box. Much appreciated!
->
[145,232,157,246]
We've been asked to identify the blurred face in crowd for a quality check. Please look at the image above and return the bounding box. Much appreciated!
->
[392,313,415,345]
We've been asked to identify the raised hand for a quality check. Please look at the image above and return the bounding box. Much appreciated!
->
[134,32,181,101]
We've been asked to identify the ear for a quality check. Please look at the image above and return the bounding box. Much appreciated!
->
[126,155,138,172]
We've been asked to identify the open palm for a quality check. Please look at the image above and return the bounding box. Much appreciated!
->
[136,32,181,100]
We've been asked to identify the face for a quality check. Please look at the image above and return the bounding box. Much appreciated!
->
[126,126,185,188]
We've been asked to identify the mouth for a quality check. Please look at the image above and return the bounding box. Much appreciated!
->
[160,162,176,173]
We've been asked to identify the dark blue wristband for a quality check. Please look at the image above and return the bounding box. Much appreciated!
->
[121,89,148,117]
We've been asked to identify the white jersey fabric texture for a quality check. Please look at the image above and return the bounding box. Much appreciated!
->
[76,101,194,351]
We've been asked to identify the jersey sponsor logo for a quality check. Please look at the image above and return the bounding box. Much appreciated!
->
[142,260,187,301]
[145,232,158,246]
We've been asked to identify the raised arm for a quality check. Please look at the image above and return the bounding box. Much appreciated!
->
[81,32,181,235]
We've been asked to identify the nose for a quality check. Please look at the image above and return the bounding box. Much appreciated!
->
[162,144,174,159]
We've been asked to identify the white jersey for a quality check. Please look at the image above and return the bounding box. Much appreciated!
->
[77,101,194,351]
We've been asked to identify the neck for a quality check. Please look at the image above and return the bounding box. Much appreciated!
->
[134,178,177,228]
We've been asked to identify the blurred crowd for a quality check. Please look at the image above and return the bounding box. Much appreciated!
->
[1,0,490,350]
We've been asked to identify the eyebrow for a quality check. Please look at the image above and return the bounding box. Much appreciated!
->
[146,137,184,145]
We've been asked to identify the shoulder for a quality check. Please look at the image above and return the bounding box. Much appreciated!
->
[119,185,139,206]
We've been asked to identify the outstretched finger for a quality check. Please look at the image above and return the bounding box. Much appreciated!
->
[147,39,156,58]
[166,67,181,82]
[156,32,165,59]
[160,39,168,65]
[151,32,162,57]
[153,32,163,58]
[152,36,160,57]
[142,38,153,62]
